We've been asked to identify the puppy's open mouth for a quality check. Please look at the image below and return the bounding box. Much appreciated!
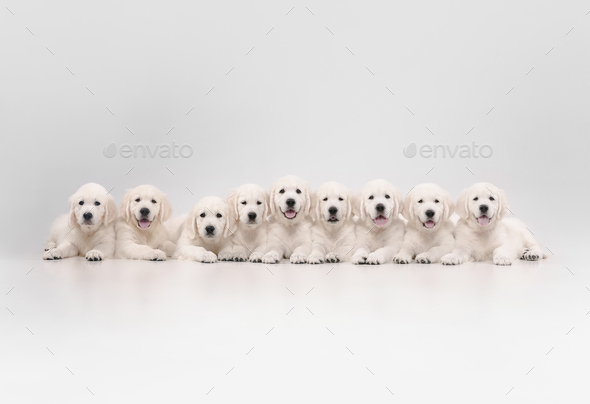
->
[284,209,297,219]
[327,216,339,223]
[374,215,387,227]
[137,218,151,229]
[476,215,490,227]
[423,220,435,229]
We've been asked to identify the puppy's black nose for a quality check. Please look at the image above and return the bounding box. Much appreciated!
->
[83,212,93,220]
[376,203,385,213]
[140,208,150,216]
[286,198,296,207]
[248,212,257,220]
[479,205,488,213]
[205,225,215,234]
[425,210,435,218]
[328,207,338,215]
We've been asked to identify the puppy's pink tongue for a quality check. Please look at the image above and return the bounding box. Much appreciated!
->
[478,216,489,226]
[374,216,387,226]
[139,219,151,229]
[285,210,296,219]
[424,220,435,228]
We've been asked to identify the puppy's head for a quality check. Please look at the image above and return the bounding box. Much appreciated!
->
[68,183,118,229]
[227,184,269,227]
[269,175,311,223]
[355,179,403,228]
[455,182,509,228]
[402,183,454,229]
[187,196,230,240]
[120,185,172,230]
[311,181,353,225]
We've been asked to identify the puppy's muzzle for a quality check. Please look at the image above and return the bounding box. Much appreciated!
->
[327,207,339,223]
[423,209,435,229]
[205,225,216,237]
[82,211,93,225]
[476,204,491,227]
[247,212,257,224]
[137,207,152,229]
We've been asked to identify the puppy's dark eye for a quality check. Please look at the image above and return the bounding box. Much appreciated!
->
[94,201,100,206]
[418,199,423,203]
[296,189,301,194]
[434,199,439,203]
[369,196,374,200]
[279,189,285,194]
[257,201,262,205]
[339,197,344,201]
[135,198,140,202]
[216,213,222,218]
[473,197,479,201]
[241,201,247,205]
[323,197,328,201]
[385,195,390,199]
[489,196,495,201]
[152,200,157,204]
[200,213,205,218]
[79,201,84,205]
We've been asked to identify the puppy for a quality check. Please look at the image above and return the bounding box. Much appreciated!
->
[44,183,117,261]
[393,183,455,264]
[262,175,312,264]
[173,196,233,263]
[351,179,405,265]
[441,182,546,265]
[308,182,356,264]
[226,184,269,262]
[115,185,175,261]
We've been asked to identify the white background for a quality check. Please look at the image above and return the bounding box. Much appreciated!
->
[1,0,589,403]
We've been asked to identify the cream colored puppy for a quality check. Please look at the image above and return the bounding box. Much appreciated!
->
[393,183,455,264]
[226,184,269,262]
[441,182,546,266]
[262,175,312,264]
[115,185,175,261]
[44,183,117,261]
[351,179,405,265]
[173,196,233,263]
[308,182,356,264]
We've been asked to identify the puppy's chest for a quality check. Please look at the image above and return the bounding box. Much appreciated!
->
[234,227,264,249]
[471,232,501,259]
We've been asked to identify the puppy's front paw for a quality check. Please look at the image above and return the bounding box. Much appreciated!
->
[44,248,63,260]
[493,254,512,266]
[325,252,340,263]
[290,253,307,264]
[262,251,280,264]
[44,242,56,252]
[85,250,104,261]
[441,254,462,265]
[218,251,234,262]
[201,251,218,263]
[148,249,166,261]
[521,249,542,261]
[307,252,324,265]
[415,253,432,264]
[232,251,248,262]
[351,252,368,265]
[248,252,263,263]
[367,252,387,265]
[393,253,412,264]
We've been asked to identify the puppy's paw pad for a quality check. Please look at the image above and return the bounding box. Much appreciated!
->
[441,254,461,265]
[290,254,307,264]
[232,252,248,262]
[218,252,234,262]
[201,252,218,263]
[325,252,340,263]
[85,250,103,261]
[393,254,412,264]
[521,249,542,261]
[148,249,166,261]
[493,255,512,266]
[262,252,280,264]
[248,252,264,263]
[415,253,432,264]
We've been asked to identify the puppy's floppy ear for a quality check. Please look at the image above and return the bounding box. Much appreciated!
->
[226,188,239,222]
[345,190,353,221]
[303,182,312,216]
[120,190,133,222]
[158,193,172,223]
[187,210,198,240]
[67,193,77,228]
[402,194,413,221]
[356,192,367,221]
[392,187,404,218]
[455,188,470,220]
[104,194,118,225]
[310,192,320,221]
[223,204,231,238]
[269,184,277,215]
[263,191,270,219]
[442,191,455,221]
[496,187,510,220]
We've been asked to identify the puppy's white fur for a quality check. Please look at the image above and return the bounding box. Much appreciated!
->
[44,183,117,261]
[262,175,313,264]
[115,185,175,261]
[308,182,356,264]
[393,183,455,264]
[351,179,405,265]
[226,184,269,262]
[441,182,545,266]
[173,196,233,263]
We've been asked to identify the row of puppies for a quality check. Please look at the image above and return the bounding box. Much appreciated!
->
[43,177,545,266]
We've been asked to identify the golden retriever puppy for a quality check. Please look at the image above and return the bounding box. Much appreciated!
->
[441,182,546,265]
[262,175,312,264]
[308,182,356,264]
[226,184,269,262]
[393,183,455,264]
[351,179,405,265]
[43,183,117,261]
[173,196,233,263]
[115,185,175,261]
